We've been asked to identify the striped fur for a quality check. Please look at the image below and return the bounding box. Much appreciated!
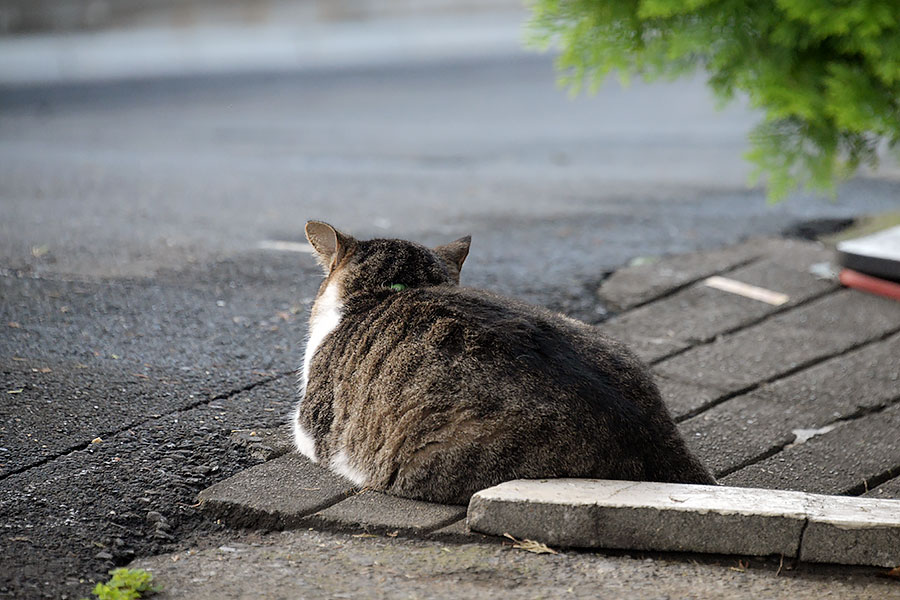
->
[294,222,715,504]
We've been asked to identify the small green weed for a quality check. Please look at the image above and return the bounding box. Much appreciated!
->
[84,568,160,600]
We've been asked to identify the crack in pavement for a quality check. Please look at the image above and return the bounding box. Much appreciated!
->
[668,324,900,425]
[844,464,900,497]
[713,394,900,482]
[607,255,763,314]
[794,518,810,562]
[0,371,292,483]
[648,286,841,367]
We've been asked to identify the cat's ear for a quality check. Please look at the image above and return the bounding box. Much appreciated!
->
[434,236,471,283]
[305,221,355,273]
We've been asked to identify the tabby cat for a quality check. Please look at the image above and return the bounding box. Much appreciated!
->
[293,221,715,505]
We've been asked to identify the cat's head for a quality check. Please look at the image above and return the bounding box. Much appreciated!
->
[305,221,471,298]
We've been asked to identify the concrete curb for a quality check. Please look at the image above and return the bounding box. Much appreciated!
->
[467,479,900,567]
[0,12,527,86]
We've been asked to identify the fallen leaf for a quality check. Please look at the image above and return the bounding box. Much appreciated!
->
[91,437,103,444]
[730,559,749,572]
[503,533,559,555]
[886,566,900,579]
[7,389,24,394]
[7,321,20,328]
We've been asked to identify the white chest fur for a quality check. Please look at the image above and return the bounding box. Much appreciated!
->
[293,280,343,463]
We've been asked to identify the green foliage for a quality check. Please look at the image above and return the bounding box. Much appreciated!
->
[527,0,900,200]
[87,568,159,600]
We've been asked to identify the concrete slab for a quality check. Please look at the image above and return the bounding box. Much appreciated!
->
[655,289,900,393]
[680,333,900,476]
[198,453,355,530]
[654,375,728,421]
[802,494,900,567]
[761,331,900,410]
[596,329,689,363]
[310,490,466,536]
[467,479,900,567]
[468,479,807,557]
[722,401,900,495]
[865,476,900,500]
[601,247,836,363]
[596,238,817,312]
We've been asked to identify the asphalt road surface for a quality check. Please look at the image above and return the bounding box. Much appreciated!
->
[2,55,898,293]
[1,54,899,599]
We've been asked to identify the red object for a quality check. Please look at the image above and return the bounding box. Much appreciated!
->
[839,268,900,302]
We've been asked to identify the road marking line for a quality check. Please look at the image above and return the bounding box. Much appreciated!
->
[258,240,315,253]
[704,276,789,305]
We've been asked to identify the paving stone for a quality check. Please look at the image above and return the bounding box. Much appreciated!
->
[600,246,836,363]
[597,238,806,311]
[309,490,466,536]
[655,289,900,393]
[654,375,728,421]
[721,401,900,495]
[467,479,900,567]
[802,494,900,567]
[865,476,900,500]
[679,390,823,479]
[198,452,355,529]
[679,333,900,476]
[599,329,689,363]
[760,331,900,412]
[468,479,807,557]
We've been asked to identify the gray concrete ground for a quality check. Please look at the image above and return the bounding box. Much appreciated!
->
[132,527,900,600]
[3,15,900,598]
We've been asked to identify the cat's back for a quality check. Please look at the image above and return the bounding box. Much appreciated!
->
[331,284,653,413]
[319,284,676,500]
